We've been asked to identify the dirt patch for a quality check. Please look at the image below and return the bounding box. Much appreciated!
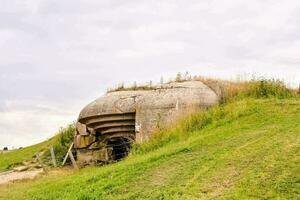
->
[0,169,43,185]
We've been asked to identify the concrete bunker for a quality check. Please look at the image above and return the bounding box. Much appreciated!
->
[74,81,221,165]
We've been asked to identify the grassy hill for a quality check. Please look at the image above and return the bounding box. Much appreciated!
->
[0,79,299,199]
[0,136,57,172]
[0,125,74,172]
[0,98,299,200]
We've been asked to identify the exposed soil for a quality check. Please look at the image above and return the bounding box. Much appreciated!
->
[0,169,43,185]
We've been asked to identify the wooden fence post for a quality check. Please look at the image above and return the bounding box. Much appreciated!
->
[50,146,57,167]
[68,150,78,170]
[36,152,47,174]
[62,143,74,166]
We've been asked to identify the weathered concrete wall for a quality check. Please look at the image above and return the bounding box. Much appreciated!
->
[74,81,220,165]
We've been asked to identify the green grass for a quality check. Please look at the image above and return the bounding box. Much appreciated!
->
[1,98,299,200]
[0,124,74,172]
[0,137,57,172]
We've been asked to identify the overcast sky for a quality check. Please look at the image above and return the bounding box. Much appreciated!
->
[1,0,300,149]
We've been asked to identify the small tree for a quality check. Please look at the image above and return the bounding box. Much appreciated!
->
[176,72,182,82]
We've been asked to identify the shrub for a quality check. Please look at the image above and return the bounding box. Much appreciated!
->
[242,79,295,99]
[175,72,183,82]
[42,124,75,166]
[194,75,297,102]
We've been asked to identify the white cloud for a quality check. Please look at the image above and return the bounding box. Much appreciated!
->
[0,0,299,148]
[0,109,74,148]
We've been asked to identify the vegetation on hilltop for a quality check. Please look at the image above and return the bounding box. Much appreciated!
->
[107,72,299,101]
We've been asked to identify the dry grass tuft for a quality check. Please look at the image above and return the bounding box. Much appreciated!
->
[107,73,299,101]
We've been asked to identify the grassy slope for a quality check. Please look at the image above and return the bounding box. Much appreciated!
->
[0,136,58,172]
[0,124,74,172]
[1,99,299,200]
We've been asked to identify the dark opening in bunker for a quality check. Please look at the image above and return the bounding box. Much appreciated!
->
[106,137,132,161]
[78,112,136,163]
